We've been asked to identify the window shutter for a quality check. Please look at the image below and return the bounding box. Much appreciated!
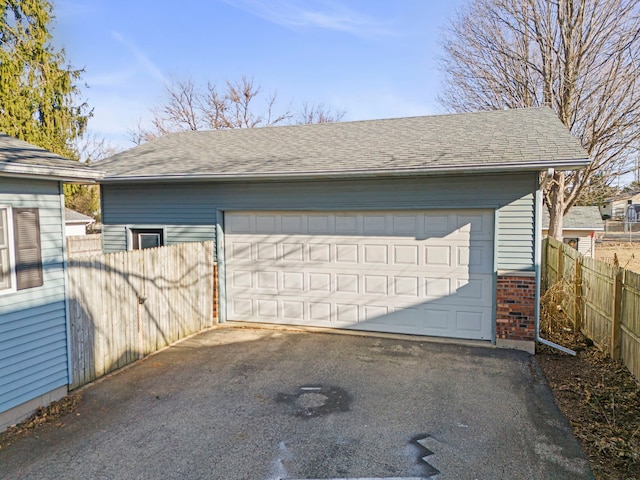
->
[13,208,43,290]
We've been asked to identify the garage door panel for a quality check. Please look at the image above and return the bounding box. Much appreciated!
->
[283,301,304,319]
[335,214,359,233]
[456,310,488,334]
[227,214,253,233]
[225,210,494,340]
[393,245,419,265]
[282,214,305,233]
[230,241,252,260]
[425,309,450,330]
[308,214,331,233]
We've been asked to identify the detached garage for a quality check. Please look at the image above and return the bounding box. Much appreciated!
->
[97,107,589,352]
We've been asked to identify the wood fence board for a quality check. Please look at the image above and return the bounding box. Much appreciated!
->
[621,326,639,382]
[66,234,102,258]
[66,242,215,389]
[543,237,640,383]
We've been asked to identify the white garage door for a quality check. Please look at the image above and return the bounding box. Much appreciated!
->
[224,210,494,340]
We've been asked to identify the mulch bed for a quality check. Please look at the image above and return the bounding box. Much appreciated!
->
[537,331,640,480]
[0,393,81,451]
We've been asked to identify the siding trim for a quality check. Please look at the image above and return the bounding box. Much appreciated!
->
[60,186,73,388]
[216,209,227,323]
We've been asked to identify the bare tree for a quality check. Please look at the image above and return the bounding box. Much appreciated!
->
[296,102,346,125]
[439,0,640,238]
[75,131,121,164]
[130,76,345,144]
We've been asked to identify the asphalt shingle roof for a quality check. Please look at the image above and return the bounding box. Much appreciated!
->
[97,107,588,181]
[0,132,102,181]
[542,206,604,230]
[65,208,95,224]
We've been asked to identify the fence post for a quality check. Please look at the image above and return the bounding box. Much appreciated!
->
[574,258,583,333]
[611,269,624,360]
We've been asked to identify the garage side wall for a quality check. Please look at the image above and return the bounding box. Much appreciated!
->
[101,173,537,271]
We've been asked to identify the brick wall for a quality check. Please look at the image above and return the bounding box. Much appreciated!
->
[496,274,536,341]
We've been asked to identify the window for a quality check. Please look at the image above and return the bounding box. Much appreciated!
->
[131,229,164,250]
[0,206,43,293]
[0,207,15,291]
[563,237,579,250]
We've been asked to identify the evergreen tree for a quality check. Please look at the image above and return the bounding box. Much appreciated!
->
[0,0,90,159]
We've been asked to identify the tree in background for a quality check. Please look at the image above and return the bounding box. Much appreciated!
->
[0,0,99,217]
[65,133,121,221]
[0,0,89,157]
[439,0,640,238]
[573,173,621,207]
[129,76,345,144]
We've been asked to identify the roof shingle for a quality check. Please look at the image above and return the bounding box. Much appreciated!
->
[542,206,604,230]
[97,107,588,181]
[0,133,102,181]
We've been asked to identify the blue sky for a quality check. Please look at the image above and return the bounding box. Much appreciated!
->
[54,0,465,149]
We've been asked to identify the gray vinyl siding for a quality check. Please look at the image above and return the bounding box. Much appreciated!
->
[102,173,537,270]
[0,177,68,414]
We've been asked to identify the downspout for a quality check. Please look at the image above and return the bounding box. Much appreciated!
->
[535,168,576,355]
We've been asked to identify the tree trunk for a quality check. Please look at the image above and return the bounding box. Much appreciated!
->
[547,171,565,240]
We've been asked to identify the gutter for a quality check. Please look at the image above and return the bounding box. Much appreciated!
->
[535,168,576,356]
[99,158,590,184]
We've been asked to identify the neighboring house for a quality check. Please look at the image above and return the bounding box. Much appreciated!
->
[64,208,95,236]
[96,107,589,354]
[0,133,102,431]
[542,206,604,257]
[600,192,640,220]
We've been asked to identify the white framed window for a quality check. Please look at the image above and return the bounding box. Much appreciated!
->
[0,206,16,293]
[0,206,43,294]
[130,228,164,250]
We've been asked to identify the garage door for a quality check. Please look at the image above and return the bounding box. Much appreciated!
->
[224,210,494,340]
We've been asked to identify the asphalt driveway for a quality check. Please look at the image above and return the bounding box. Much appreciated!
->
[0,327,592,479]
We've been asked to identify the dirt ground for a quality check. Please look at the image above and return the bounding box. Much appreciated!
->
[538,321,640,479]
[595,241,640,272]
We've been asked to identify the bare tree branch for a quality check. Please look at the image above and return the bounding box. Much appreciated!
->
[439,0,640,238]
[132,75,340,142]
[296,102,346,125]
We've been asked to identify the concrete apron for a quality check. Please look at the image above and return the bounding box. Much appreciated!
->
[0,327,593,480]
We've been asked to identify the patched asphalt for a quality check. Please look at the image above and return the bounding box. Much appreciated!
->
[0,327,593,479]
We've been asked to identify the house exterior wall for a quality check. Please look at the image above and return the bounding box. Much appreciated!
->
[101,172,538,272]
[541,229,596,258]
[65,223,87,237]
[0,176,69,430]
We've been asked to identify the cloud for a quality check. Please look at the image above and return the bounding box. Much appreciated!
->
[85,70,138,88]
[220,0,395,37]
[111,31,168,85]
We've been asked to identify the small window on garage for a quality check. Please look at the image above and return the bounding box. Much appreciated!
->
[131,228,164,250]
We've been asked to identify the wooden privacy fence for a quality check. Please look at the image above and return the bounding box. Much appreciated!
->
[543,237,640,382]
[66,234,102,257]
[67,241,215,389]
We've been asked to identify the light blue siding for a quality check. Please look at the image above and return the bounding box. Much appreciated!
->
[0,176,68,415]
[102,173,538,270]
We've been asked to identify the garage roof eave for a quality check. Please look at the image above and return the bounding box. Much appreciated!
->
[100,158,590,184]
